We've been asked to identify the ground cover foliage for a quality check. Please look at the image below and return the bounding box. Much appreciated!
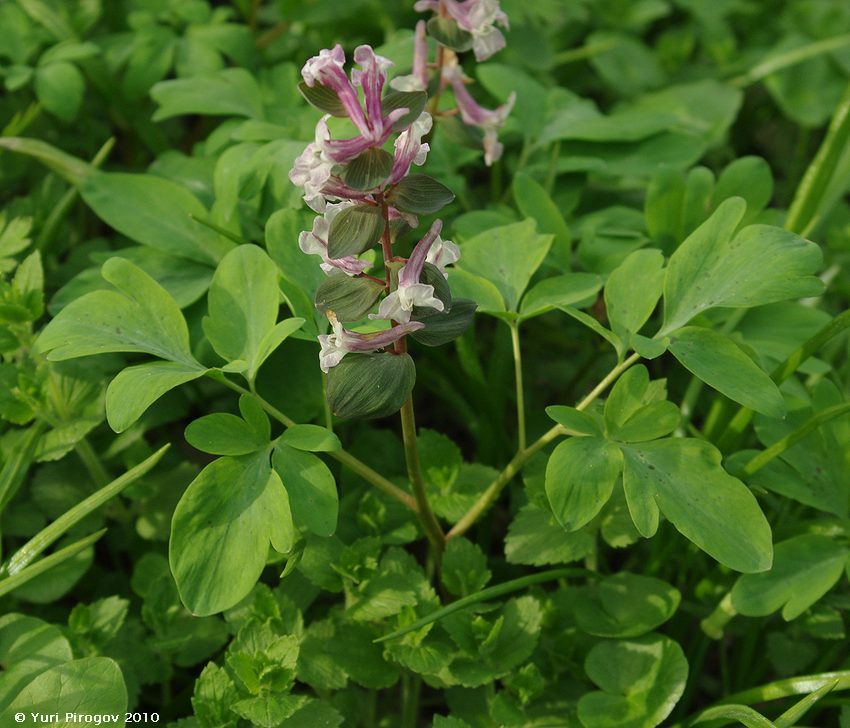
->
[2,0,850,726]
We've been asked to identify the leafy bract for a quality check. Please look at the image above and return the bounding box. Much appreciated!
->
[170,454,294,616]
[577,634,688,728]
[661,197,824,335]
[731,535,849,620]
[621,438,773,573]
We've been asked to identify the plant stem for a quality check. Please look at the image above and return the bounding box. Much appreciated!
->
[400,396,446,556]
[509,322,526,452]
[785,81,850,235]
[730,34,850,88]
[447,352,641,541]
[400,672,421,728]
[211,373,418,511]
[74,437,111,489]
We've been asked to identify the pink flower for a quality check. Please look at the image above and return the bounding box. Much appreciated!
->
[415,0,509,61]
[388,112,432,185]
[371,220,446,323]
[391,21,430,92]
[444,64,515,165]
[319,312,423,372]
[298,202,370,276]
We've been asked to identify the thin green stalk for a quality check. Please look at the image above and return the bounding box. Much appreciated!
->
[719,670,850,706]
[552,38,620,66]
[509,322,526,452]
[730,34,850,88]
[376,568,589,642]
[74,436,111,489]
[741,402,850,478]
[400,672,421,728]
[717,309,850,450]
[211,373,418,511]
[446,353,641,541]
[785,81,850,235]
[400,397,446,556]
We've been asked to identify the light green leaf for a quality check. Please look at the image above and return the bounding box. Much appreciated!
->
[578,634,688,728]
[34,61,84,121]
[605,249,664,346]
[107,361,207,432]
[459,220,553,311]
[731,535,849,620]
[545,437,623,531]
[445,269,506,314]
[0,657,127,727]
[512,173,572,269]
[185,413,268,456]
[661,197,824,335]
[273,444,339,538]
[279,425,341,453]
[574,573,681,638]
[80,172,234,265]
[170,454,294,615]
[37,258,199,365]
[519,273,601,320]
[669,326,785,418]
[611,401,680,443]
[203,245,280,375]
[0,137,92,186]
[151,68,265,120]
[250,318,304,380]
[621,438,773,572]
[545,405,601,436]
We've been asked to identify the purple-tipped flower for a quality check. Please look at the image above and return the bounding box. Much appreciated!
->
[371,220,446,323]
[426,234,461,276]
[388,112,432,184]
[415,0,509,61]
[299,202,370,276]
[289,116,335,212]
[319,312,424,372]
[391,20,430,92]
[444,64,515,165]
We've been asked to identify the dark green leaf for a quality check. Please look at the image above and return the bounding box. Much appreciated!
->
[327,204,384,258]
[315,274,385,322]
[387,174,455,215]
[382,90,428,131]
[338,147,394,191]
[298,81,347,116]
[426,16,474,53]
[326,352,415,419]
[410,299,477,346]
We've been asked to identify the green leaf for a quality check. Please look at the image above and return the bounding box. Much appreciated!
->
[203,245,280,376]
[0,657,127,727]
[441,538,491,597]
[621,438,773,572]
[326,352,416,420]
[669,326,785,418]
[426,16,474,53]
[611,401,680,443]
[0,137,92,186]
[185,413,268,456]
[80,172,233,265]
[574,573,681,638]
[577,634,688,728]
[251,318,305,380]
[442,269,505,314]
[327,204,384,259]
[545,405,601,436]
[170,454,294,615]
[339,147,393,191]
[505,503,594,566]
[387,174,455,215]
[315,274,385,322]
[661,197,824,335]
[410,299,477,346]
[151,68,264,120]
[278,425,341,452]
[0,614,72,711]
[731,535,849,620]
[545,437,623,531]
[107,360,207,432]
[37,258,199,365]
[382,90,428,131]
[459,220,553,311]
[34,61,84,121]
[605,249,665,346]
[273,444,339,537]
[512,173,572,270]
[519,273,601,319]
[714,156,774,223]
[298,81,347,116]
[604,365,664,434]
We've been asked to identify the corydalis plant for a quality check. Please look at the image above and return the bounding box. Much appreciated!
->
[289,44,473,421]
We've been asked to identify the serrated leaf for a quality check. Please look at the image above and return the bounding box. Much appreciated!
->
[505,503,594,566]
[441,538,491,597]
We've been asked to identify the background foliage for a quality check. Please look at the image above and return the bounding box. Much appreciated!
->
[2,0,850,726]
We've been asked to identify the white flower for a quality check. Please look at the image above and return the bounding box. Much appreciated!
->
[289,116,335,211]
[426,235,461,276]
